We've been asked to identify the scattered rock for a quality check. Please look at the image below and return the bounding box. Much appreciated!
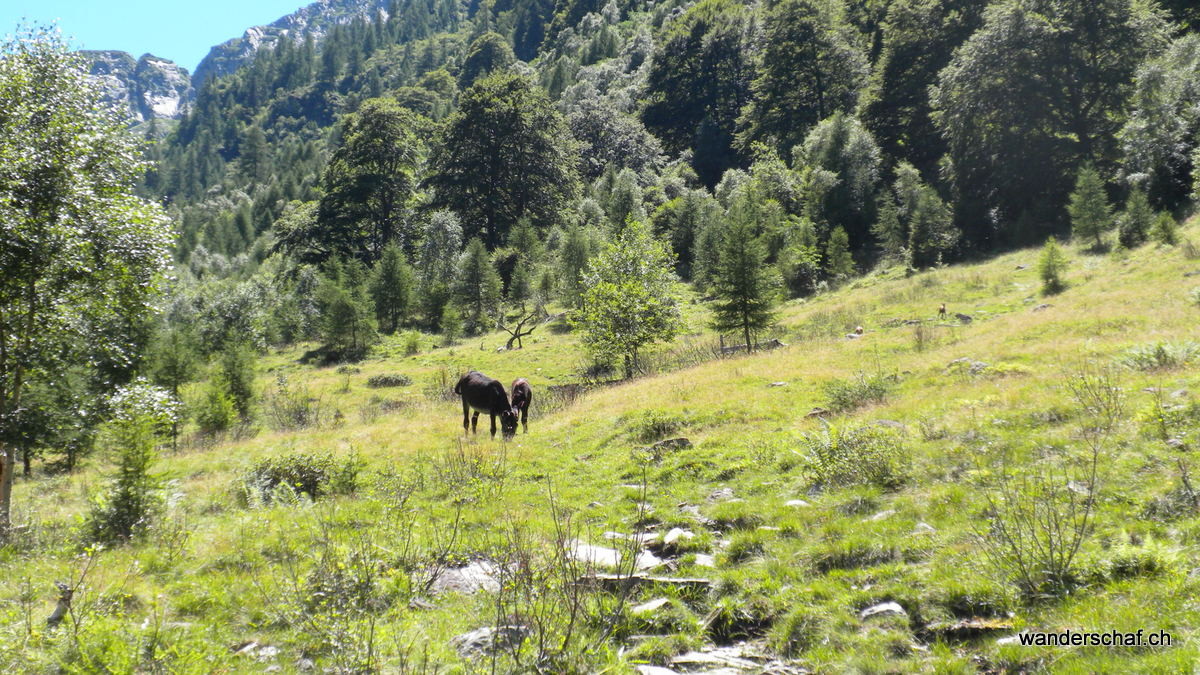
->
[647,437,692,460]
[569,540,663,570]
[693,553,716,568]
[805,407,830,418]
[874,419,906,430]
[1184,270,1200,277]
[1015,264,1027,270]
[632,597,671,615]
[707,487,736,503]
[845,332,862,339]
[577,573,712,593]
[955,313,973,323]
[757,525,781,532]
[662,527,695,550]
[430,560,501,595]
[568,541,621,568]
[913,522,937,535]
[865,510,896,522]
[295,658,315,671]
[925,618,1014,641]
[1172,389,1190,399]
[679,503,717,527]
[762,338,787,350]
[785,499,811,508]
[860,601,908,621]
[671,649,761,671]
[996,633,1026,646]
[637,666,681,675]
[769,381,787,387]
[451,625,530,658]
[1032,303,1052,312]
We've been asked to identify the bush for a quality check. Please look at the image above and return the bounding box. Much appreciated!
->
[195,383,236,435]
[801,423,909,489]
[823,372,894,413]
[628,409,688,442]
[1118,341,1200,371]
[402,331,422,355]
[977,459,1096,597]
[1151,212,1178,246]
[366,373,413,388]
[262,375,333,431]
[236,452,361,505]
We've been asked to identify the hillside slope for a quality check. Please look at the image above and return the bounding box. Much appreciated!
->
[3,230,1200,673]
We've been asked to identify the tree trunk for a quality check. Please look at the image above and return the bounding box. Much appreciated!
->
[0,443,12,538]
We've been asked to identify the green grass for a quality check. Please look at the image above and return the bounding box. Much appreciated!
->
[5,225,1200,672]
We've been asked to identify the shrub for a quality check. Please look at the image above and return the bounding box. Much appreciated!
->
[823,372,894,413]
[627,409,688,442]
[367,373,413,388]
[86,380,181,544]
[402,331,422,355]
[1151,212,1178,246]
[801,423,909,489]
[1118,341,1200,371]
[236,452,361,505]
[262,375,333,431]
[977,457,1097,597]
[195,383,236,435]
[1037,237,1068,295]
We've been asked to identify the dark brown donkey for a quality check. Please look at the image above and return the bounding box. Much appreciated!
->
[454,371,518,438]
[510,378,532,434]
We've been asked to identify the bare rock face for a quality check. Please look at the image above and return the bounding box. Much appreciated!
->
[80,50,194,122]
[192,0,393,87]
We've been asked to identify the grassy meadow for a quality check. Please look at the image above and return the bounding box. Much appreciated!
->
[4,225,1200,673]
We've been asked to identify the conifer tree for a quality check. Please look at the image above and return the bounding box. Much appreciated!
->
[1038,237,1069,294]
[370,243,415,334]
[454,238,503,334]
[1118,189,1154,249]
[1067,164,1112,250]
[709,216,781,352]
[824,226,855,279]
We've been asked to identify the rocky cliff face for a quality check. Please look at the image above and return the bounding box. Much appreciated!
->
[192,0,392,87]
[82,50,195,122]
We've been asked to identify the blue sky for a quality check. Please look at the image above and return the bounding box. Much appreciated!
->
[4,0,308,73]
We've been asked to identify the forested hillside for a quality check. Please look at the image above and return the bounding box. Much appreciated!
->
[4,0,1200,671]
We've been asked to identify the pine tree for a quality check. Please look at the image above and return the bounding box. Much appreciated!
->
[710,217,781,351]
[370,243,415,334]
[1038,237,1069,295]
[1118,189,1154,249]
[454,238,503,334]
[1151,212,1178,246]
[1067,164,1112,250]
[824,226,855,279]
[217,343,256,421]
